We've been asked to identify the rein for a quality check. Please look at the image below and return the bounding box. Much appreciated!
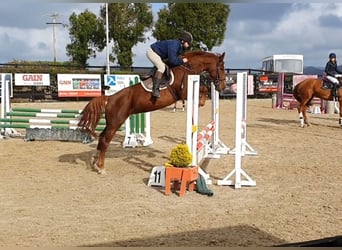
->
[167,68,189,102]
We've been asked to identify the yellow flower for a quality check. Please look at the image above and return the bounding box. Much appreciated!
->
[168,144,193,168]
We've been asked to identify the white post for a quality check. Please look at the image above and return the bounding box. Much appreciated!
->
[217,72,256,188]
[229,74,257,156]
[1,73,19,138]
[186,75,199,166]
[186,75,211,184]
[142,112,153,146]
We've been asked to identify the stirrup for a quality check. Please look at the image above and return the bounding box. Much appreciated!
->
[152,86,160,98]
[152,90,160,98]
[322,83,329,89]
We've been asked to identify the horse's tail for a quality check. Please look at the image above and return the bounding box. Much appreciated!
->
[78,95,108,137]
[292,79,313,108]
[292,83,302,103]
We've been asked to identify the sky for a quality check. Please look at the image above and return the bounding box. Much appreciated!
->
[1,2,342,70]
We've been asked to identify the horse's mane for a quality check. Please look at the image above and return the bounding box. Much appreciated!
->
[184,50,220,59]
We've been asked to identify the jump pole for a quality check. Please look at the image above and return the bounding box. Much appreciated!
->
[217,72,256,188]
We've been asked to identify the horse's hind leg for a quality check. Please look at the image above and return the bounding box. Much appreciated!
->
[298,105,305,128]
[298,102,310,127]
[93,126,118,174]
[339,100,342,127]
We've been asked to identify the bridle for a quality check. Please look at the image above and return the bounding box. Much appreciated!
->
[210,60,226,91]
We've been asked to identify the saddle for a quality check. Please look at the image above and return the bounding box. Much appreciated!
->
[139,66,174,91]
[322,78,340,100]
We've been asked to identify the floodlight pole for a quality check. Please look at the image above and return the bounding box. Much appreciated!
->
[46,13,63,63]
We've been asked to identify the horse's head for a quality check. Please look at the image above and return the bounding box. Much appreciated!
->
[209,52,226,92]
[185,51,226,92]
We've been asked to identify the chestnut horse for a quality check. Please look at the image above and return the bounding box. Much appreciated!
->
[78,51,226,174]
[293,78,342,127]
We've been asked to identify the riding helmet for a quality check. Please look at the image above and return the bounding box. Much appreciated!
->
[179,31,193,45]
[329,52,336,59]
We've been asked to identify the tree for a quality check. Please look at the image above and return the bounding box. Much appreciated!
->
[66,9,106,67]
[101,3,153,70]
[153,3,230,51]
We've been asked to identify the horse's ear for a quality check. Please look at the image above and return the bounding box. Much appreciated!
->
[220,52,225,61]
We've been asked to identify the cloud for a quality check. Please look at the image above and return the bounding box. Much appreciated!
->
[220,3,342,69]
[319,14,342,27]
[2,3,342,69]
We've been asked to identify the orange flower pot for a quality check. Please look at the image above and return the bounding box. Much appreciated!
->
[164,166,199,196]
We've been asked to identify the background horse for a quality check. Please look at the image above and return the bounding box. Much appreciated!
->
[173,100,185,112]
[78,51,226,174]
[172,85,208,112]
[293,78,342,127]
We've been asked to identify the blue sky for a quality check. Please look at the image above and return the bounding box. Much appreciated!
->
[1,3,342,69]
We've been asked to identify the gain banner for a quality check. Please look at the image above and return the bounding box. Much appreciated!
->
[57,74,101,98]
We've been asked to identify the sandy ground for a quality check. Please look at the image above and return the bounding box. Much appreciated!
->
[0,98,341,247]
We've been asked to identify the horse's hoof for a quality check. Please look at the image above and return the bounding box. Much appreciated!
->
[97,169,106,175]
[93,164,106,175]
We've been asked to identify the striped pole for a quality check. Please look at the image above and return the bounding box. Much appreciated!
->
[11,107,83,114]
[5,112,81,119]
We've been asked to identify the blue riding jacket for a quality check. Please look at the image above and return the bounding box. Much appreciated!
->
[325,60,342,77]
[151,39,184,67]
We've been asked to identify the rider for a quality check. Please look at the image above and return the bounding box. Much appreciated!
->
[323,52,342,89]
[146,31,193,98]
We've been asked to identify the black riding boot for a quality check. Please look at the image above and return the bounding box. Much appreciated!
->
[332,84,337,100]
[152,71,163,98]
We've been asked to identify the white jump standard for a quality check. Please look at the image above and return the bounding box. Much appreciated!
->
[217,72,256,188]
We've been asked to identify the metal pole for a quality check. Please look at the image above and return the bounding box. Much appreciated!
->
[106,3,110,75]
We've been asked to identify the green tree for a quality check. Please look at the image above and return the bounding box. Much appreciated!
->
[66,9,106,67]
[101,3,153,70]
[153,3,230,51]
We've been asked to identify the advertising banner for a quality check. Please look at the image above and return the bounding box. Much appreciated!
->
[104,74,140,96]
[57,74,101,97]
[15,73,50,86]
